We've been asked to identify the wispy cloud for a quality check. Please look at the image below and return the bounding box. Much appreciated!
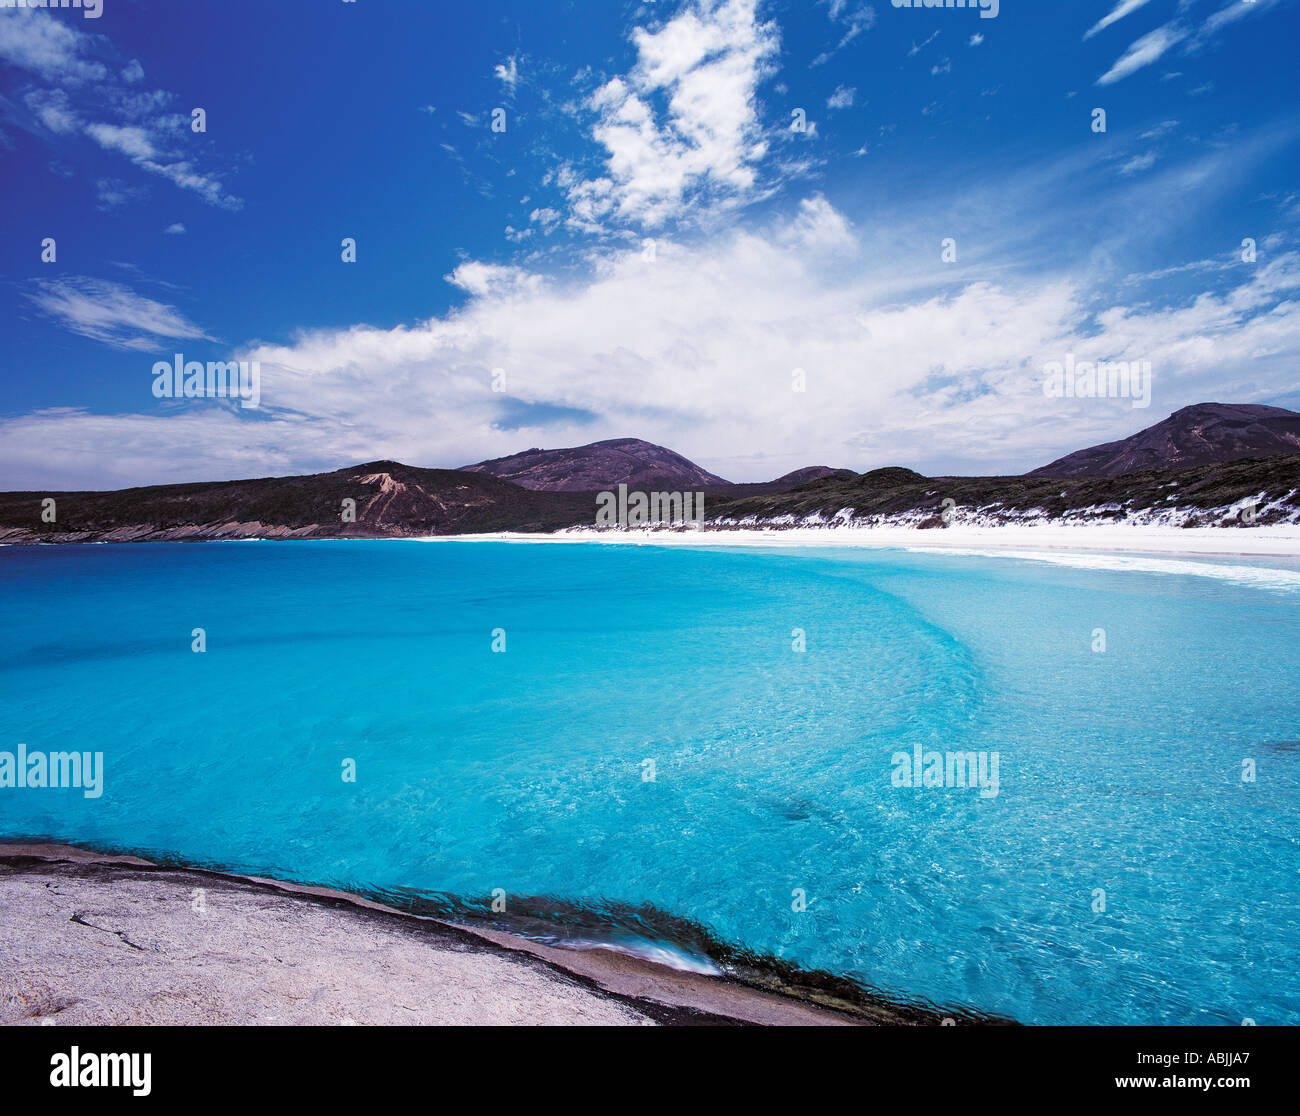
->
[27,277,214,351]
[1097,23,1187,85]
[0,9,107,82]
[827,84,855,109]
[94,177,143,211]
[1119,151,1158,176]
[0,9,241,209]
[1140,119,1178,140]
[493,55,519,89]
[813,1,876,66]
[1084,0,1154,41]
[1200,0,1285,38]
[1096,0,1288,85]
[908,30,940,57]
[23,87,80,134]
[85,122,156,160]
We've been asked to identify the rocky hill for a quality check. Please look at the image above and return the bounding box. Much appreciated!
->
[460,437,730,492]
[1030,403,1300,478]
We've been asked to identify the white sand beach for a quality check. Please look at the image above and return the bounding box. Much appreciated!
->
[430,523,1300,560]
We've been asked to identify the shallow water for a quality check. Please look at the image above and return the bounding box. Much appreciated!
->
[1,540,1297,1024]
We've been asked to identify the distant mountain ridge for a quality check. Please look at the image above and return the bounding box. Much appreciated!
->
[460,437,731,492]
[704,453,1300,530]
[1030,403,1300,478]
[0,461,602,544]
[2,405,1298,542]
[0,449,824,543]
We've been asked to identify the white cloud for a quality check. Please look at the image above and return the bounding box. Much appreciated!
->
[813,2,875,66]
[529,206,562,232]
[908,31,940,57]
[165,223,186,235]
[1096,0,1285,85]
[0,9,107,82]
[138,159,238,209]
[445,261,547,300]
[0,410,338,492]
[493,55,519,88]
[94,177,142,210]
[1119,151,1158,176]
[969,33,984,47]
[1200,0,1283,38]
[26,277,214,350]
[1096,23,1187,86]
[85,122,156,160]
[8,186,1300,489]
[562,0,779,231]
[83,121,238,209]
[1140,119,1178,140]
[1084,0,1154,41]
[827,84,855,109]
[24,87,80,134]
[1,10,241,209]
[778,195,855,250]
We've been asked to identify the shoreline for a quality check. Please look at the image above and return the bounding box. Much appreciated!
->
[0,844,966,1027]
[427,523,1300,560]
[5,523,1300,560]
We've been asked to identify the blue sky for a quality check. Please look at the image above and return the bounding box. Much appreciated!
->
[1,0,1298,488]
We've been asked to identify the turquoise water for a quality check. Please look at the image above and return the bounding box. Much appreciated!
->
[2,540,1298,1025]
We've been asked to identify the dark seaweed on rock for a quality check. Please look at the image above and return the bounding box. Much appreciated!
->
[365,883,1016,1026]
[6,840,1012,1024]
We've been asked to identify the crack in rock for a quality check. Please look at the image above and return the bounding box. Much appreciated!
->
[69,912,150,952]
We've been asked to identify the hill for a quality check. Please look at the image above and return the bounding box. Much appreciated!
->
[460,437,730,491]
[1029,403,1300,478]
